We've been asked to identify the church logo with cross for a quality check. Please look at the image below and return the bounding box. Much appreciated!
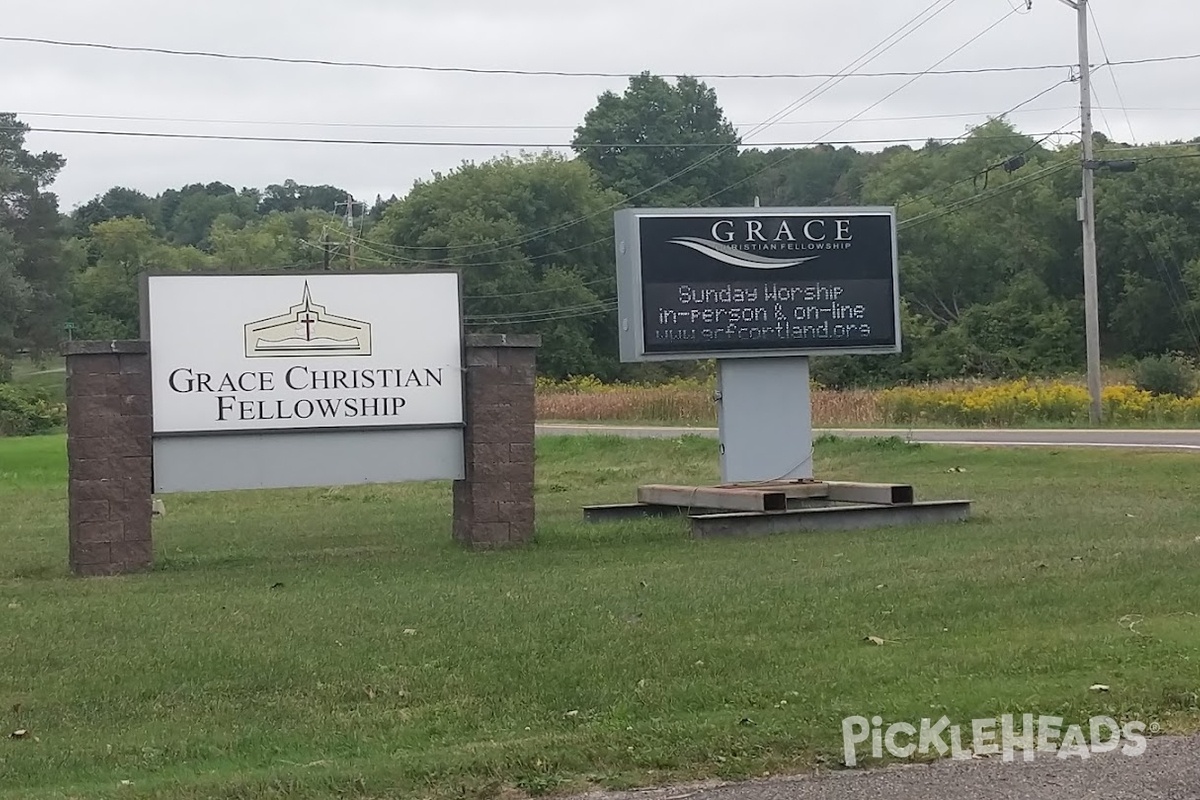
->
[243,282,373,358]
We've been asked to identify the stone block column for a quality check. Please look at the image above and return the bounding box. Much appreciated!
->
[453,334,540,549]
[65,341,154,577]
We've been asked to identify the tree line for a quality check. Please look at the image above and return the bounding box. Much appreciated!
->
[2,72,1198,385]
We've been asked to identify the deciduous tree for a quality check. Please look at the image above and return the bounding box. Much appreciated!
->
[572,73,747,207]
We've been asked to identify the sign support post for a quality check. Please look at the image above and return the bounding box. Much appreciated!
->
[716,355,813,484]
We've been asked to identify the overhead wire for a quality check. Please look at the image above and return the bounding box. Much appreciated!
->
[464,301,619,326]
[464,299,618,321]
[18,5,1193,269]
[1085,45,1200,355]
[1088,4,1138,144]
[464,279,613,300]
[1134,152,1200,162]
[722,0,960,147]
[51,0,964,283]
[355,0,964,259]
[2,34,1196,79]
[894,109,1080,211]
[13,15,1196,334]
[425,3,1037,324]
[294,1,1043,323]
[689,1,1030,208]
[311,232,616,268]
[897,160,1073,230]
[467,149,1086,325]
[797,78,1078,212]
[466,144,1200,326]
[0,125,1082,151]
[1094,142,1200,154]
[465,164,1080,323]
[10,105,1187,132]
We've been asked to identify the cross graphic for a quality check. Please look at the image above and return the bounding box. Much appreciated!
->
[299,312,318,341]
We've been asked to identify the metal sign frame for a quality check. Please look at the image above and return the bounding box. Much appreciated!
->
[615,206,902,363]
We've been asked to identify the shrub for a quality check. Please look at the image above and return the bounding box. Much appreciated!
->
[879,379,1200,427]
[1133,354,1197,397]
[0,354,11,383]
[0,384,67,436]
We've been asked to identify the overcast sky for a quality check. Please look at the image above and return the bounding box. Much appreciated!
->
[2,0,1197,210]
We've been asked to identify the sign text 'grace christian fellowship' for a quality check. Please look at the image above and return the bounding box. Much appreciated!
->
[144,273,463,434]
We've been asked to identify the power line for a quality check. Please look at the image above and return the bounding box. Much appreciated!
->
[888,76,1087,206]
[374,0,964,259]
[464,301,619,326]
[674,0,968,204]
[3,106,1105,131]
[359,3,966,277]
[397,2,1026,275]
[466,157,1200,327]
[466,279,612,300]
[13,105,1190,133]
[1087,42,1200,355]
[822,80,1078,211]
[898,160,1073,230]
[304,232,618,270]
[1135,152,1200,162]
[4,34,1196,79]
[1089,84,1119,146]
[809,4,1025,143]
[894,115,1079,211]
[732,0,960,146]
[465,299,617,321]
[14,0,965,285]
[0,124,1080,150]
[691,3,1031,207]
[1097,142,1200,155]
[4,32,1195,78]
[1087,6,1138,145]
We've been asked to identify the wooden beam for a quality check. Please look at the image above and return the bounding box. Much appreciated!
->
[824,481,915,505]
[636,484,789,513]
[742,481,831,499]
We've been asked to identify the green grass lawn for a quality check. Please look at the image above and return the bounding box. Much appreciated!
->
[1,434,1199,799]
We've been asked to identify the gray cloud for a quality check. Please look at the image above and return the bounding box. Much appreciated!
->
[1,0,1195,209]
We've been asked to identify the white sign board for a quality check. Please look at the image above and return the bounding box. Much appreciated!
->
[145,273,463,435]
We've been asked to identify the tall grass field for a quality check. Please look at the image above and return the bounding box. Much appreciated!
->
[535,375,1200,428]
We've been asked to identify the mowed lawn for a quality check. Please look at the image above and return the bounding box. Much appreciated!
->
[1,434,1199,799]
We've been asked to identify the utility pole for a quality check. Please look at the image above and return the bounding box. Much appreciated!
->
[1058,0,1104,424]
[335,193,360,271]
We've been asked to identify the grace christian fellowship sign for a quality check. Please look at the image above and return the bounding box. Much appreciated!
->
[614,207,901,361]
[143,273,464,434]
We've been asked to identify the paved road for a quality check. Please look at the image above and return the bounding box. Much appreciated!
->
[567,734,1200,800]
[537,424,1200,451]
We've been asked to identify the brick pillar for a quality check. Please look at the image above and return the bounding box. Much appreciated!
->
[453,334,540,549]
[65,341,154,577]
